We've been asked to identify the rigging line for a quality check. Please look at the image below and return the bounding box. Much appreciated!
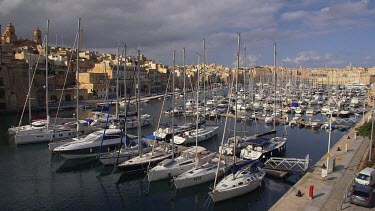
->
[156,70,172,131]
[99,82,117,153]
[213,68,235,189]
[51,31,79,131]
[17,35,47,128]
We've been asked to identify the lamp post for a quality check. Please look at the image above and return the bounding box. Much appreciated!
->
[369,102,374,162]
[326,112,332,173]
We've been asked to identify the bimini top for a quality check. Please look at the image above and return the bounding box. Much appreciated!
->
[246,137,269,146]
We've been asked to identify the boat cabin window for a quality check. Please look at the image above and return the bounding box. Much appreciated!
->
[238,182,243,185]
[179,161,193,166]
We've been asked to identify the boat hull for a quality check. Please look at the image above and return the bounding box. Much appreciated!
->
[211,179,262,203]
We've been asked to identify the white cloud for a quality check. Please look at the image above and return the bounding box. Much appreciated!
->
[282,51,346,67]
[281,10,308,21]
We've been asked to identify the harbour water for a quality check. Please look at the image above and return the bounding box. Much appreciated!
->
[0,97,349,210]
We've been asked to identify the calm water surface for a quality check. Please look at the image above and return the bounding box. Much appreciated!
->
[0,97,349,211]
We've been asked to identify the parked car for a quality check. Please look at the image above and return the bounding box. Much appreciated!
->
[349,184,373,208]
[355,167,375,186]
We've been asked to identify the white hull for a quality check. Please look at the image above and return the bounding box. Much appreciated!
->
[211,171,265,203]
[15,122,93,145]
[99,147,152,165]
[148,150,215,182]
[174,159,233,189]
[148,164,193,182]
[174,126,219,145]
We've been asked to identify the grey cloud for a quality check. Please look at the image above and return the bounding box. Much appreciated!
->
[0,0,374,67]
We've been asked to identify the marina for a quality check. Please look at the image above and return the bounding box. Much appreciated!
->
[0,83,365,210]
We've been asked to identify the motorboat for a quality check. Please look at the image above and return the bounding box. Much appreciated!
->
[53,129,127,159]
[240,136,287,161]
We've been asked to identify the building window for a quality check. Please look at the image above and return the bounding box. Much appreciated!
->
[0,103,5,110]
[0,77,3,86]
[0,90,4,99]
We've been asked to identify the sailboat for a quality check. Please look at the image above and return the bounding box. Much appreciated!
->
[99,44,152,165]
[173,52,234,189]
[239,43,287,161]
[15,19,93,145]
[147,50,216,182]
[173,40,219,145]
[210,33,265,203]
[147,146,215,182]
[118,48,177,173]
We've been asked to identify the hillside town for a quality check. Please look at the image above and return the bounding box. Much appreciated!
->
[1,21,374,112]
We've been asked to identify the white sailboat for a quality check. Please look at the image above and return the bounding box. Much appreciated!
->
[173,154,233,189]
[99,44,152,165]
[118,48,177,173]
[210,33,265,203]
[147,146,215,182]
[173,126,219,145]
[15,20,93,145]
[210,160,265,202]
[173,45,219,145]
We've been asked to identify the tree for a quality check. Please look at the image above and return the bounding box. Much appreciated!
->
[356,121,373,138]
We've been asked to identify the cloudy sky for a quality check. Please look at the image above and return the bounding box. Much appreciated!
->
[1,0,375,68]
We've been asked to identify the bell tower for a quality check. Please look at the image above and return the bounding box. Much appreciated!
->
[1,21,17,43]
[33,26,42,45]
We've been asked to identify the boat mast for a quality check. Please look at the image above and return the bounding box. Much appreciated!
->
[244,46,246,97]
[273,43,277,131]
[123,43,127,141]
[137,48,142,157]
[183,47,186,124]
[45,19,50,129]
[76,18,81,137]
[171,49,176,160]
[233,32,240,169]
[203,39,206,121]
[116,43,120,119]
[195,52,201,163]
[28,53,32,124]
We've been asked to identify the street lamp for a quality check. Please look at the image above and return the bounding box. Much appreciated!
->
[326,111,332,174]
[369,103,374,162]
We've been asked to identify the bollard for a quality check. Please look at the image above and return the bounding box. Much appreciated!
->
[309,185,314,200]
[345,143,348,152]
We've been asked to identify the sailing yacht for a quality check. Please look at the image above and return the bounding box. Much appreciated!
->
[15,19,96,145]
[210,160,265,202]
[173,126,219,145]
[173,154,233,189]
[117,143,177,172]
[98,135,153,165]
[210,33,266,203]
[118,47,178,173]
[147,146,215,182]
[15,121,94,145]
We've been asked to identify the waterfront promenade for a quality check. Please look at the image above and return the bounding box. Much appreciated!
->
[270,113,371,211]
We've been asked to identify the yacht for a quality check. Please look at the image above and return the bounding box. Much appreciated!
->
[98,136,153,165]
[173,126,219,145]
[147,146,215,182]
[118,144,178,173]
[53,129,125,159]
[173,154,233,189]
[210,160,265,203]
[240,136,287,161]
[15,120,93,145]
